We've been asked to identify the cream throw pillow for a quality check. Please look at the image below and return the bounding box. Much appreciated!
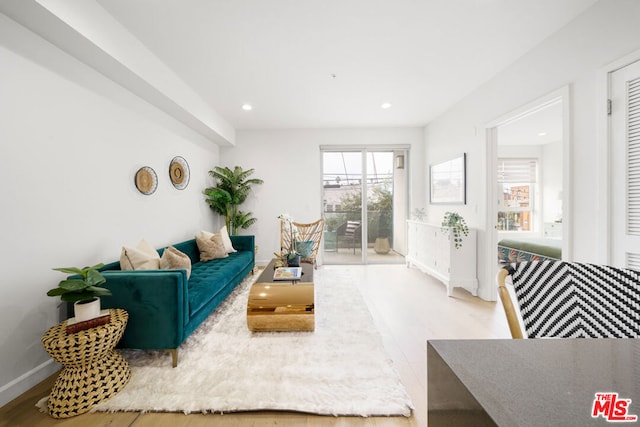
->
[196,234,228,262]
[201,228,236,253]
[200,230,215,240]
[160,246,192,279]
[120,239,160,270]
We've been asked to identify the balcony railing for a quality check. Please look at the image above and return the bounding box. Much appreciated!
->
[323,210,393,245]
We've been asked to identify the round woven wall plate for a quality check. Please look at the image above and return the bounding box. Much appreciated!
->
[169,156,190,190]
[134,166,158,195]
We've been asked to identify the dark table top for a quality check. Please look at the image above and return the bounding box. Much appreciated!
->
[428,339,640,426]
[258,258,314,284]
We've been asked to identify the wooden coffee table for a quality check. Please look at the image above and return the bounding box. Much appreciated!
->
[247,259,314,332]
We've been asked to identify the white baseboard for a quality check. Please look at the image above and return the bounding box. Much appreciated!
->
[0,359,59,408]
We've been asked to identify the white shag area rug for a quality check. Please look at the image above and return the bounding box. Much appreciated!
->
[40,267,413,417]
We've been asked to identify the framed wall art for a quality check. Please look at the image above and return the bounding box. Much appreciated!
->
[134,166,158,195]
[169,156,190,190]
[430,153,466,204]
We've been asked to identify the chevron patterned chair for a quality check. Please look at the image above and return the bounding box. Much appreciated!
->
[497,261,640,339]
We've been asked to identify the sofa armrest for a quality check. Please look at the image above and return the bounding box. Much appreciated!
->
[230,235,255,253]
[98,269,189,350]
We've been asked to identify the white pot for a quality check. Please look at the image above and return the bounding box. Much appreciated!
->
[73,297,101,322]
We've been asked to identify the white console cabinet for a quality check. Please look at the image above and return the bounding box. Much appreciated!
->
[406,220,478,297]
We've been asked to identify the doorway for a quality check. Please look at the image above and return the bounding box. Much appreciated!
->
[485,88,571,300]
[321,148,407,265]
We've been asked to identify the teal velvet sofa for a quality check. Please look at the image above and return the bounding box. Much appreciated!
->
[90,235,254,367]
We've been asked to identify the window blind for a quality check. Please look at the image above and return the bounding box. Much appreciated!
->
[497,158,537,183]
[627,77,640,235]
[627,253,640,271]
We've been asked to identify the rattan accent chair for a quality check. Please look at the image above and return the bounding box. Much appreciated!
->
[498,260,640,339]
[280,218,325,268]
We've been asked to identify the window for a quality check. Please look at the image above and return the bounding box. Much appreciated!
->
[497,158,537,232]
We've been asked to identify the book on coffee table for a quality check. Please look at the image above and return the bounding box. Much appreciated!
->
[273,267,302,281]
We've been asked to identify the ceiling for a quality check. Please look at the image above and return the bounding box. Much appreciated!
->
[498,100,563,146]
[90,0,596,131]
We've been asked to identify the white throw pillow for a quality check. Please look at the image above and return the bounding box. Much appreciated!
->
[218,225,237,253]
[120,239,160,270]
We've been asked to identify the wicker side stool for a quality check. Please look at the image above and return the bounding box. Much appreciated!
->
[41,308,130,418]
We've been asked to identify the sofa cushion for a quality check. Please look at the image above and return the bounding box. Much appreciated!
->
[120,239,160,270]
[196,234,228,261]
[187,251,253,315]
[160,246,192,279]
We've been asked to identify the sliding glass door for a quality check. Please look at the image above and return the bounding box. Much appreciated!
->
[321,148,407,265]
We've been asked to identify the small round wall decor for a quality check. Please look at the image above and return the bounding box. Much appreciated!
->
[134,166,158,195]
[169,156,190,190]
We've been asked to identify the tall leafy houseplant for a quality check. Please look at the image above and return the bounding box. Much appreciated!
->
[203,166,264,235]
[441,211,469,249]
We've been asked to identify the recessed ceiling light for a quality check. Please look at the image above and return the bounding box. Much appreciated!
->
[242,103,253,111]
[381,102,392,109]
[538,132,547,136]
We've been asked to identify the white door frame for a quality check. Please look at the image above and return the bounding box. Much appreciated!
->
[483,86,571,301]
[597,49,640,264]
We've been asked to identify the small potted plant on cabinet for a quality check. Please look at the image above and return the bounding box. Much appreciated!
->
[441,211,469,249]
[47,263,112,322]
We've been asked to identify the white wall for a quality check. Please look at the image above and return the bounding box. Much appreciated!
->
[221,128,424,265]
[424,0,640,300]
[0,15,220,406]
[542,141,563,224]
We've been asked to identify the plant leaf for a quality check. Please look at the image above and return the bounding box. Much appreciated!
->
[58,279,88,291]
[52,266,84,275]
[86,269,106,286]
[46,287,68,296]
[87,286,112,296]
[61,291,95,303]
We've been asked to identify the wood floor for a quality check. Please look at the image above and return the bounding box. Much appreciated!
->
[0,264,511,427]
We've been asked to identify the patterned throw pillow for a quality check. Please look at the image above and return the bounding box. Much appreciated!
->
[196,234,228,262]
[160,246,192,279]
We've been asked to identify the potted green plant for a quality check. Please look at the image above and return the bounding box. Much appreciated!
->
[370,185,392,254]
[203,166,264,235]
[441,211,469,249]
[373,211,392,254]
[47,263,112,322]
[323,216,340,252]
[277,213,301,267]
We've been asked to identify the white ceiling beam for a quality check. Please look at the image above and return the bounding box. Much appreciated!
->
[0,0,235,146]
